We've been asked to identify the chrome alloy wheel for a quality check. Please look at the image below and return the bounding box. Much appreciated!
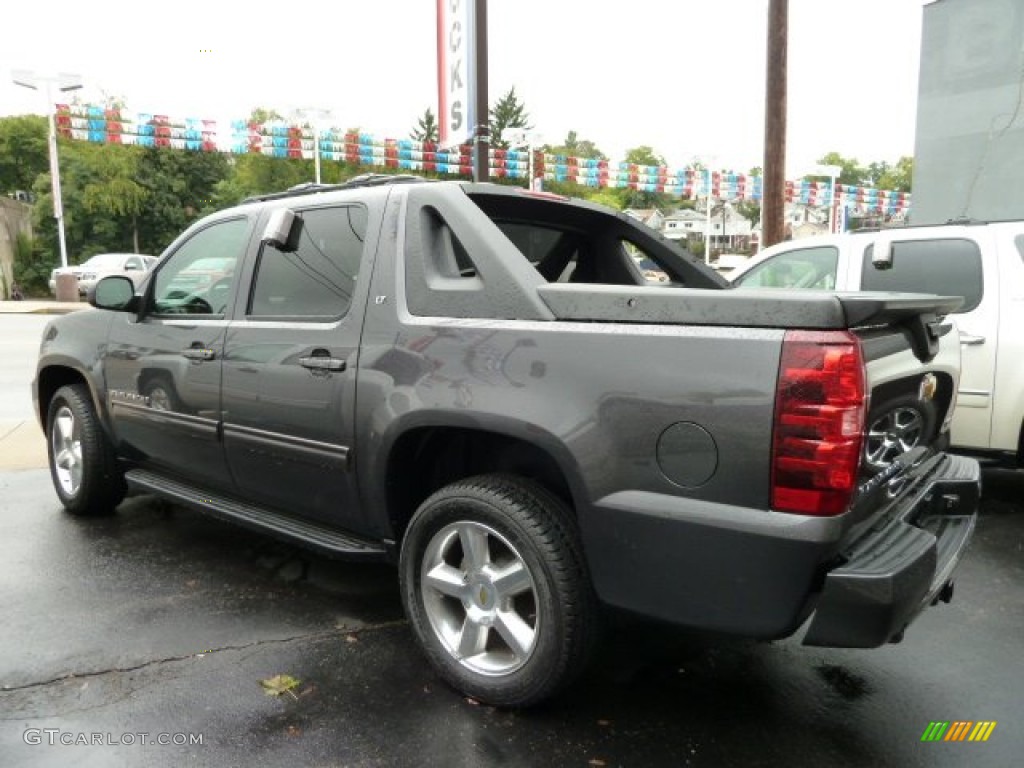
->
[865,405,924,469]
[50,404,83,496]
[420,520,539,676]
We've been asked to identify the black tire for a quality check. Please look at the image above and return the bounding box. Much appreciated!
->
[863,394,937,473]
[46,383,126,516]
[399,474,597,708]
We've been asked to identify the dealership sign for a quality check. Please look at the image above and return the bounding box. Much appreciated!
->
[437,0,476,148]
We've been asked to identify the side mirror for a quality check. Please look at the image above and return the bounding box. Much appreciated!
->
[262,208,302,252]
[89,275,138,312]
[871,234,895,270]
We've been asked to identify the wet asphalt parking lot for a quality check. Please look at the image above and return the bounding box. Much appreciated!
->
[1,314,1022,767]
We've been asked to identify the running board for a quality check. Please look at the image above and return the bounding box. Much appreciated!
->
[125,469,387,560]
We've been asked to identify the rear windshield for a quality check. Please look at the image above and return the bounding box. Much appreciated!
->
[468,192,726,290]
[862,238,983,313]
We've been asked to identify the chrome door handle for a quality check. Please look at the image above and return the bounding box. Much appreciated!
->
[182,346,216,361]
[299,354,346,372]
[959,333,986,346]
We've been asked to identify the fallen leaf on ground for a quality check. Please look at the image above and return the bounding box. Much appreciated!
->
[260,674,301,699]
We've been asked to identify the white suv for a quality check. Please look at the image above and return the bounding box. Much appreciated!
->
[50,253,158,296]
[732,222,1024,467]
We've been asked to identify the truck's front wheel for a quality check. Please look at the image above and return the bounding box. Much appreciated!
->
[399,474,596,708]
[46,384,125,515]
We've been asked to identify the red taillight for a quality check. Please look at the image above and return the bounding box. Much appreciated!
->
[772,330,867,516]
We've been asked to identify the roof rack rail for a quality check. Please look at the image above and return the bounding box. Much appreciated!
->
[242,173,427,204]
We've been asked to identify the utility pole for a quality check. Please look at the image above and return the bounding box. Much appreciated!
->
[762,0,788,248]
[472,0,489,182]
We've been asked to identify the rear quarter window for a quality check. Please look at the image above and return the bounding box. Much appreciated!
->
[861,238,983,313]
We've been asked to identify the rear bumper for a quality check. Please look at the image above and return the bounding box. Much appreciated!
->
[583,452,979,641]
[802,452,980,647]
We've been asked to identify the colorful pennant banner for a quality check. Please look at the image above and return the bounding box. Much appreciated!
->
[56,104,218,152]
[57,105,912,215]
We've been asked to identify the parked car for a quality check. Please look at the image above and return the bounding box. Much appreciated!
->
[49,253,158,296]
[731,221,1024,467]
[34,176,978,708]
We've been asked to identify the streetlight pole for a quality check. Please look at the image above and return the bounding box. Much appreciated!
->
[294,107,332,185]
[508,130,541,190]
[704,168,714,265]
[12,70,83,269]
[809,163,842,233]
[722,201,728,252]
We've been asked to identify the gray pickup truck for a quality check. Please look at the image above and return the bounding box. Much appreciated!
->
[34,176,979,707]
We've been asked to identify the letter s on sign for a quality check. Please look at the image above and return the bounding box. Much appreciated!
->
[450,101,463,132]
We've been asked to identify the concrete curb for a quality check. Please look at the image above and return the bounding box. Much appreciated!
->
[0,419,47,471]
[0,301,89,315]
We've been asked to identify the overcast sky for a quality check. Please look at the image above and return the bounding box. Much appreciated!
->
[2,1,928,175]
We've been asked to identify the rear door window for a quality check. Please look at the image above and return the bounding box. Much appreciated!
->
[861,238,983,313]
[248,205,367,320]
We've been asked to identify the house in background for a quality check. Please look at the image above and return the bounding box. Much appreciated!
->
[623,208,665,230]
[663,204,752,252]
[663,208,705,244]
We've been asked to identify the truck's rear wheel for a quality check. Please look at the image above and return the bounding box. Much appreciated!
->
[46,384,125,515]
[399,474,596,708]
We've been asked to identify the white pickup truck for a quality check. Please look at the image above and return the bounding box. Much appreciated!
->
[732,221,1024,467]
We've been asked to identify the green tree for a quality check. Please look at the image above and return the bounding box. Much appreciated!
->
[212,153,310,207]
[815,152,867,186]
[11,231,51,297]
[735,200,761,225]
[865,160,891,187]
[489,87,532,149]
[249,106,285,125]
[625,146,666,168]
[544,130,606,160]
[78,145,149,253]
[622,146,670,210]
[134,147,229,252]
[31,141,149,258]
[29,140,231,260]
[0,115,48,194]
[876,156,914,192]
[411,108,439,143]
[587,188,628,210]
